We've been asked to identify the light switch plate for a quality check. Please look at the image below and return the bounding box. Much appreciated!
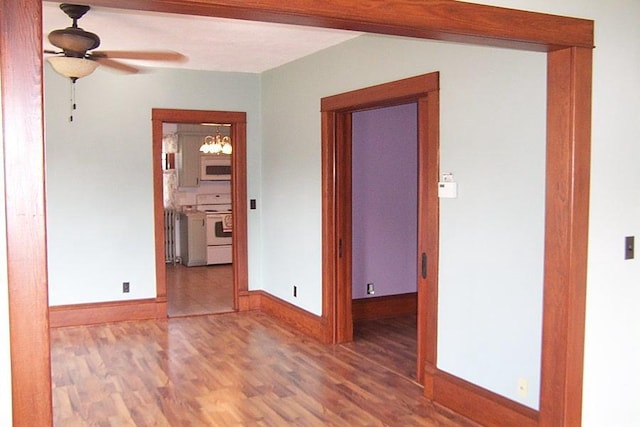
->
[625,236,634,260]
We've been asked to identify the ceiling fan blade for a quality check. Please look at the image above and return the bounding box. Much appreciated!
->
[91,50,186,62]
[92,57,140,74]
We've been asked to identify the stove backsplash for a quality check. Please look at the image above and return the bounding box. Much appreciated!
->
[174,180,231,211]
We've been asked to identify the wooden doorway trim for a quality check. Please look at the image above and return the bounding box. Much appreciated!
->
[4,0,592,425]
[152,109,249,313]
[320,73,440,388]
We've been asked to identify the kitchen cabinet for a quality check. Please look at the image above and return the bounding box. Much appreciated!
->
[176,124,211,188]
[177,134,202,188]
[180,211,207,266]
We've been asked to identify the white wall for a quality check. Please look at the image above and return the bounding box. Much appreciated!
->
[458,1,640,425]
[44,67,262,305]
[262,34,546,408]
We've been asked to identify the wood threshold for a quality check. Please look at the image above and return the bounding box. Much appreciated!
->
[352,293,417,321]
[3,1,593,426]
[49,299,166,328]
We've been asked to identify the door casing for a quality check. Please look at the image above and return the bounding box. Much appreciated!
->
[2,1,592,425]
[320,73,440,384]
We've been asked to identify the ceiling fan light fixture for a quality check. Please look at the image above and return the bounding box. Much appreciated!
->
[47,56,99,80]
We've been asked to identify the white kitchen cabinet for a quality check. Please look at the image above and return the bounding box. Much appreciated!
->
[179,211,207,266]
[176,124,213,188]
[177,134,202,188]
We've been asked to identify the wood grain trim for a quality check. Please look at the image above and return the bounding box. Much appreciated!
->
[231,120,249,307]
[335,112,353,343]
[322,73,440,112]
[249,291,329,343]
[321,110,337,343]
[75,0,594,51]
[152,113,167,305]
[151,108,248,313]
[418,91,440,389]
[1,0,54,424]
[539,47,592,427]
[152,108,246,124]
[237,290,251,311]
[352,293,417,321]
[5,1,593,426]
[434,370,539,427]
[49,299,166,328]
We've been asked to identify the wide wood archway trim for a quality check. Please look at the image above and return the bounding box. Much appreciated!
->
[151,108,249,312]
[3,1,592,425]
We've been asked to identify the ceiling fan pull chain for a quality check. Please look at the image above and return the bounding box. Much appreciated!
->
[69,78,78,122]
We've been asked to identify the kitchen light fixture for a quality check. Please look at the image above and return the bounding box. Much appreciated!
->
[200,126,232,155]
[47,56,99,81]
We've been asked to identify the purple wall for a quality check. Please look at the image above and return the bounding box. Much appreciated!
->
[352,103,418,299]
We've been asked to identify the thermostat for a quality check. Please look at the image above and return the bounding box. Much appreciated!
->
[438,173,458,198]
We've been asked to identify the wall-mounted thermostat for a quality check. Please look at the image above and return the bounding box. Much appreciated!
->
[438,173,458,198]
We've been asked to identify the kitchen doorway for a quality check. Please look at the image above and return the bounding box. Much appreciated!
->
[151,109,249,318]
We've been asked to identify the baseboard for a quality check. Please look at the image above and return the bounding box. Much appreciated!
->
[47,290,327,345]
[248,290,330,343]
[49,298,166,328]
[431,370,538,427]
[352,292,417,321]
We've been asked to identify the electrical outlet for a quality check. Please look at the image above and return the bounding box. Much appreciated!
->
[122,282,130,293]
[367,283,375,295]
[293,285,297,297]
[517,378,528,398]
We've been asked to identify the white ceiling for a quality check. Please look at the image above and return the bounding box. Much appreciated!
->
[42,2,362,74]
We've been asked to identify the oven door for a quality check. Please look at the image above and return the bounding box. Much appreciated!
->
[206,214,232,246]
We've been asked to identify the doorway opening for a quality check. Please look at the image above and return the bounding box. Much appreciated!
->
[151,109,249,318]
[321,72,440,385]
[343,102,419,380]
[162,122,234,316]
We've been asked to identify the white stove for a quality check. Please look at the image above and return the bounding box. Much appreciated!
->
[196,193,232,265]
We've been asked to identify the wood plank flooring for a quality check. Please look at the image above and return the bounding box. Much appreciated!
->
[50,312,478,426]
[343,315,418,382]
[166,264,233,317]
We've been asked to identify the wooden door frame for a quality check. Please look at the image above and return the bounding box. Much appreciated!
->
[3,0,592,425]
[151,109,249,314]
[321,73,440,388]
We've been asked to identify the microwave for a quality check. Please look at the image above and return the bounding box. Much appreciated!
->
[200,155,231,181]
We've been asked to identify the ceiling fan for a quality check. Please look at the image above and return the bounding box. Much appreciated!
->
[45,3,186,80]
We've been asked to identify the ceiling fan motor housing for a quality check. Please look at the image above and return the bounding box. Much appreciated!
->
[48,3,100,56]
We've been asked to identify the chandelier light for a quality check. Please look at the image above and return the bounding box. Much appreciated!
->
[200,126,232,155]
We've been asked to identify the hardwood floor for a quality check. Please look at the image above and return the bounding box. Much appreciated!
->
[50,311,478,426]
[343,315,418,382]
[166,264,233,317]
